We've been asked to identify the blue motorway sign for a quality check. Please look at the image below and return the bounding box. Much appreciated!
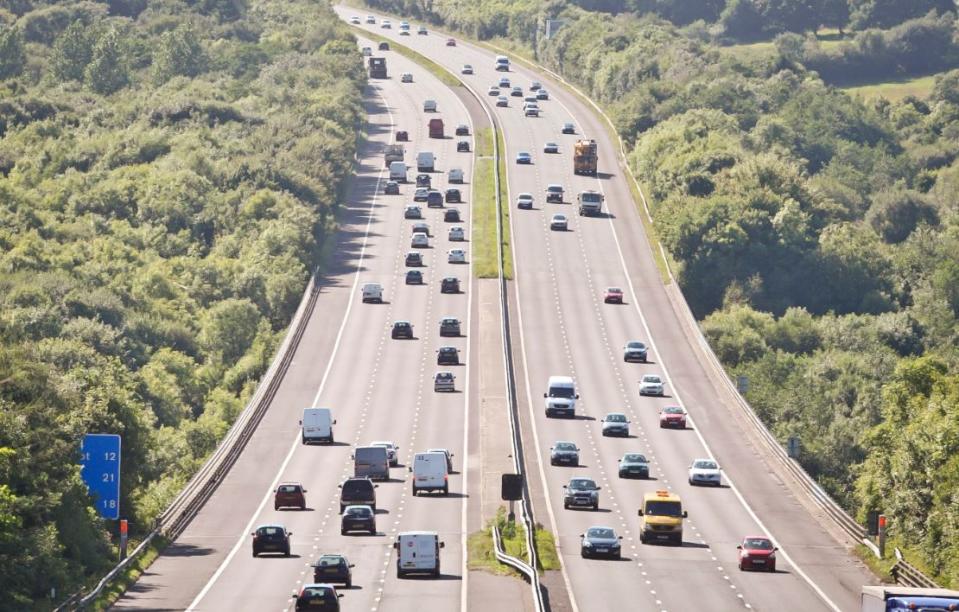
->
[80,434,121,520]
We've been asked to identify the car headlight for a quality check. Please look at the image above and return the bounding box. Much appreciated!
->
[583,541,592,548]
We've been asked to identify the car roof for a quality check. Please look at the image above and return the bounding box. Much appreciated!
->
[256,523,287,530]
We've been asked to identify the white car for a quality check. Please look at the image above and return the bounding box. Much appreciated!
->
[404,205,422,219]
[411,222,430,236]
[487,86,500,96]
[401,72,413,83]
[496,96,508,107]
[349,16,361,24]
[361,46,372,56]
[411,232,429,248]
[365,15,376,24]
[462,64,473,75]
[498,77,511,88]
[517,193,534,209]
[550,214,567,231]
[381,19,392,28]
[448,226,465,241]
[688,459,722,486]
[639,374,664,396]
[371,441,399,466]
[448,249,466,264]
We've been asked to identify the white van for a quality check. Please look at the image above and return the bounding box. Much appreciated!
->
[544,376,578,418]
[447,167,464,183]
[423,99,437,112]
[300,407,335,444]
[410,451,449,495]
[394,531,444,578]
[361,283,383,303]
[416,151,435,172]
[389,161,407,182]
[495,55,510,71]
[353,446,390,480]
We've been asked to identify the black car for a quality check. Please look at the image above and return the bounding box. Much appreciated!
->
[445,188,461,203]
[426,190,443,208]
[561,122,575,134]
[416,174,431,188]
[341,505,377,535]
[378,41,390,51]
[457,140,470,152]
[312,554,354,587]
[338,478,377,513]
[251,524,291,557]
[444,208,461,222]
[294,585,342,611]
[384,181,400,195]
[580,526,623,559]
[405,252,423,266]
[437,346,460,365]
[441,277,460,293]
[406,270,423,285]
[439,317,461,337]
[455,124,469,135]
[391,321,414,339]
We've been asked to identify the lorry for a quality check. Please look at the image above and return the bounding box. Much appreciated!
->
[384,144,404,168]
[573,139,598,175]
[368,57,387,79]
[428,118,444,139]
[577,190,604,216]
[861,586,959,612]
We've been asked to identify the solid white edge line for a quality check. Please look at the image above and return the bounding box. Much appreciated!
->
[186,82,396,612]
[546,90,843,612]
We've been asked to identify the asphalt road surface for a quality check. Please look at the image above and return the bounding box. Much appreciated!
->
[338,8,877,612]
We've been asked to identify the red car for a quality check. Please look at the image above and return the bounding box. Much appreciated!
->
[604,287,624,304]
[738,536,777,572]
[446,38,456,46]
[659,406,687,429]
[274,482,307,510]
[396,130,409,142]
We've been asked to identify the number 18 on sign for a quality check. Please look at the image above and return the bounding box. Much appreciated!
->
[80,434,121,520]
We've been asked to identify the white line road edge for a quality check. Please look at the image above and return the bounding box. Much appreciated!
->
[186,84,396,612]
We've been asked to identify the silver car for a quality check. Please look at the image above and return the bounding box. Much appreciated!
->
[639,374,664,396]
[623,341,648,362]
[601,413,630,437]
[549,441,580,466]
[563,477,600,511]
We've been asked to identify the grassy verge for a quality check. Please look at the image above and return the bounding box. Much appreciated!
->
[347,25,461,88]
[90,536,168,611]
[467,507,560,576]
[497,129,513,279]
[854,543,896,584]
[473,127,498,278]
[843,74,936,101]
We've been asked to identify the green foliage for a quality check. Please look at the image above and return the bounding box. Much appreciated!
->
[84,27,129,94]
[0,24,25,79]
[849,0,955,30]
[0,0,364,603]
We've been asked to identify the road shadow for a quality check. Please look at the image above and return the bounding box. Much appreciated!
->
[163,543,214,558]
[681,541,710,549]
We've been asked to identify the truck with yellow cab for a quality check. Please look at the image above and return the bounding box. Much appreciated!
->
[638,489,686,545]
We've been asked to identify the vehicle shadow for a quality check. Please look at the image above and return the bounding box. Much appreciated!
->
[402,573,462,581]
[441,492,469,499]
[681,541,710,549]
[163,543,214,557]
[597,172,615,180]
[573,415,596,421]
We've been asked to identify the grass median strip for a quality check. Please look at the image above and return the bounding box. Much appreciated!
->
[468,507,560,576]
[347,25,460,88]
[474,126,513,279]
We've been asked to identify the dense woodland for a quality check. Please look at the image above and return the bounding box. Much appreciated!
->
[0,0,364,605]
[365,0,959,585]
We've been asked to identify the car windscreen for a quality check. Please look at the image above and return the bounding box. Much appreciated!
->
[278,485,299,493]
[643,376,662,384]
[587,528,614,539]
[623,454,646,463]
[645,501,682,517]
[627,342,646,349]
[345,507,371,517]
[257,526,284,536]
[317,556,344,567]
[569,479,595,490]
[554,443,576,451]
[549,387,575,399]
[744,538,773,550]
[694,461,718,470]
[606,414,626,422]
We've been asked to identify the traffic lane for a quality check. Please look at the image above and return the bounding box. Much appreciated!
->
[112,77,400,610]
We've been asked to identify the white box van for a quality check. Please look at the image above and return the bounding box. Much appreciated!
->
[389,161,407,182]
[361,283,383,303]
[544,376,578,417]
[301,407,335,444]
[447,167,464,183]
[410,451,449,495]
[394,531,444,577]
[423,99,437,112]
[353,446,390,480]
[416,151,435,172]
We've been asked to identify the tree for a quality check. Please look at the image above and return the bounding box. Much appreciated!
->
[719,0,766,40]
[849,0,956,30]
[866,188,939,244]
[152,25,206,83]
[50,20,97,82]
[821,0,850,34]
[198,298,263,363]
[0,25,25,80]
[84,27,129,94]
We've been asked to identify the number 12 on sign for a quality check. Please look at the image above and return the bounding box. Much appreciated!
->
[80,434,121,520]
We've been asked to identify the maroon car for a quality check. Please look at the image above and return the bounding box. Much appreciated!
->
[604,287,624,304]
[396,130,409,142]
[274,482,307,510]
[738,536,777,572]
[659,406,687,429]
